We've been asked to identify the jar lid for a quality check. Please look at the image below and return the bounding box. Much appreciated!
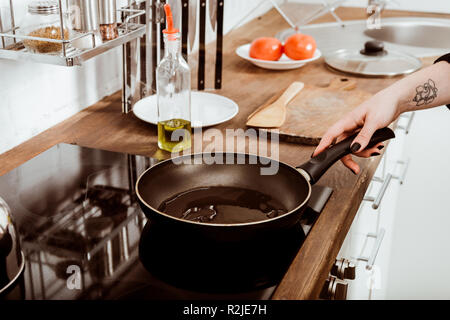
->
[324,41,422,77]
[28,0,59,15]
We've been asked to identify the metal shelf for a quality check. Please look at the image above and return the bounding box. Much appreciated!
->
[0,23,145,66]
[0,1,147,67]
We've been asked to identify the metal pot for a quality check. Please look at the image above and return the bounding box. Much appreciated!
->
[0,197,25,297]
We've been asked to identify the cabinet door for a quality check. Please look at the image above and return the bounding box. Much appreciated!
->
[385,108,450,299]
[339,117,412,300]
[369,117,412,299]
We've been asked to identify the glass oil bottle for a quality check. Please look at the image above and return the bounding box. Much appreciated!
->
[157,4,191,152]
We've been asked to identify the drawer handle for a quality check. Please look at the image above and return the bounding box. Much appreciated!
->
[363,173,393,209]
[397,112,415,134]
[392,158,410,185]
[357,228,385,271]
[371,176,383,183]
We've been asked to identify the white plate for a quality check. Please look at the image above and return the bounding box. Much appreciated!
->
[235,43,321,70]
[133,91,239,128]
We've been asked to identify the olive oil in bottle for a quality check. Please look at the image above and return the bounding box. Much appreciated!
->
[156,4,191,153]
[157,118,191,152]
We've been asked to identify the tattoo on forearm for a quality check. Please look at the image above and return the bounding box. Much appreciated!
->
[413,79,438,106]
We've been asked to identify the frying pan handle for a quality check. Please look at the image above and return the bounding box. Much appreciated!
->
[296,127,395,184]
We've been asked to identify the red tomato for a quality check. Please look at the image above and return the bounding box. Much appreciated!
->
[249,37,283,61]
[284,34,316,60]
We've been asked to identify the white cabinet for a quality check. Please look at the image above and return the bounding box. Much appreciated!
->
[336,113,414,300]
[384,107,450,299]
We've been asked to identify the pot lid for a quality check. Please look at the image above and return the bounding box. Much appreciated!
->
[324,40,422,77]
[28,0,59,15]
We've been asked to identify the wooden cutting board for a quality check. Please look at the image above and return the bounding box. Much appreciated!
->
[247,77,373,145]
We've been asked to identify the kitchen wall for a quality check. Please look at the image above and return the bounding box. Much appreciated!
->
[0,0,275,154]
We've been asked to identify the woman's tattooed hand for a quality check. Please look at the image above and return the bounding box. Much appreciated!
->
[413,79,438,106]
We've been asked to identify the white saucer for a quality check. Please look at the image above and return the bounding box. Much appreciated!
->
[133,91,239,128]
[235,43,321,70]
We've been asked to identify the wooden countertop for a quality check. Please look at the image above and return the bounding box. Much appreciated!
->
[1,7,448,299]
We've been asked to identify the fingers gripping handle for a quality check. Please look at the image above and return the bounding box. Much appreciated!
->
[297,127,395,184]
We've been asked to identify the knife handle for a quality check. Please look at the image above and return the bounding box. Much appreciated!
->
[159,0,166,52]
[181,0,189,61]
[151,0,158,94]
[215,0,224,89]
[198,0,207,90]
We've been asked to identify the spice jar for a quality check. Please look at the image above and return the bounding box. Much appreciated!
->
[19,0,70,54]
[98,0,118,41]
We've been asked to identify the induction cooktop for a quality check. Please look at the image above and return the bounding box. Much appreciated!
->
[0,144,332,300]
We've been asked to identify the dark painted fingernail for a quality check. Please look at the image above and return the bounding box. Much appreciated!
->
[377,145,384,150]
[371,152,381,157]
[311,151,315,158]
[350,142,361,153]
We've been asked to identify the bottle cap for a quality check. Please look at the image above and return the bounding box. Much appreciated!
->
[162,4,179,37]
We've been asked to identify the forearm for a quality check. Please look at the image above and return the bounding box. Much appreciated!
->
[382,61,450,114]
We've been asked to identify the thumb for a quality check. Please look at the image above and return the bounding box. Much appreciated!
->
[350,122,378,153]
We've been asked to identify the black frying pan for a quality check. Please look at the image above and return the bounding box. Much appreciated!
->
[136,128,395,243]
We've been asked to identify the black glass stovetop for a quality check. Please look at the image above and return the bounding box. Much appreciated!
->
[0,144,332,300]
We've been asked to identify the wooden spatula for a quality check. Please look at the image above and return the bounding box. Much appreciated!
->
[246,81,304,128]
